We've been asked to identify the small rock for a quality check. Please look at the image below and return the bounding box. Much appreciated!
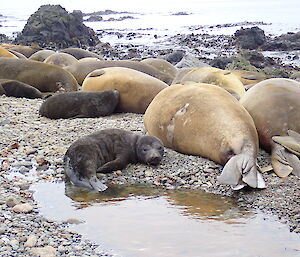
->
[12,203,33,213]
[58,245,66,253]
[16,182,30,190]
[0,225,8,234]
[64,218,84,224]
[145,170,153,177]
[6,197,19,207]
[30,246,57,257]
[24,234,38,247]
[19,166,31,173]
[9,239,19,250]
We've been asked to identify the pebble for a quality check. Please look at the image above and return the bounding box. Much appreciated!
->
[12,203,34,213]
[6,197,19,207]
[30,246,57,257]
[24,234,38,247]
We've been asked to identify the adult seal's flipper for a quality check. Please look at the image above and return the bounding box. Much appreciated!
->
[271,142,300,177]
[217,153,266,190]
[272,130,300,156]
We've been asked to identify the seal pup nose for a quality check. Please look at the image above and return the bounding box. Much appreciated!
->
[148,156,162,166]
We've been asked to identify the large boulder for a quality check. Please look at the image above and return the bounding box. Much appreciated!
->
[234,26,266,50]
[15,5,99,48]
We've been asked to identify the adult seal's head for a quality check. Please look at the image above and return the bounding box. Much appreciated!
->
[144,83,265,190]
[44,52,78,67]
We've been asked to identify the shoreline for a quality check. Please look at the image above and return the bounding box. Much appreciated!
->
[0,95,299,255]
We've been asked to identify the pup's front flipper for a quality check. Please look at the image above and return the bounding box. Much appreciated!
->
[97,155,129,173]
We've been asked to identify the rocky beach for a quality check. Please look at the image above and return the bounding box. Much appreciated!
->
[1,3,300,257]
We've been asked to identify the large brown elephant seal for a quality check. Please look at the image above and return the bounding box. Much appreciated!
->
[228,70,267,89]
[0,46,18,58]
[59,47,103,60]
[29,49,56,61]
[82,67,168,113]
[3,44,42,58]
[144,83,266,189]
[64,59,173,85]
[0,58,79,92]
[64,128,164,191]
[240,78,300,177]
[178,67,246,99]
[44,52,78,67]
[39,90,119,119]
[0,79,43,99]
[141,58,177,80]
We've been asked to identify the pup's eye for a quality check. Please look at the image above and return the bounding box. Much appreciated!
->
[142,148,148,152]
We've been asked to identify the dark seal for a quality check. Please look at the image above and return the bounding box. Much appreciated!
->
[39,90,119,119]
[64,128,164,191]
[0,79,43,99]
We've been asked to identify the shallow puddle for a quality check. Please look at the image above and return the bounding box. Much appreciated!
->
[32,182,300,257]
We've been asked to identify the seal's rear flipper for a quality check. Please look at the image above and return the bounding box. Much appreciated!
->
[271,142,300,177]
[89,176,108,192]
[272,131,300,156]
[218,154,266,189]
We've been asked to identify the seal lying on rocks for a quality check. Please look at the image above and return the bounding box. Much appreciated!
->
[0,79,43,99]
[64,129,164,191]
[39,90,119,119]
[240,78,300,177]
[144,83,265,190]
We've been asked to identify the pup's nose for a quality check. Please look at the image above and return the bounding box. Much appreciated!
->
[148,156,161,165]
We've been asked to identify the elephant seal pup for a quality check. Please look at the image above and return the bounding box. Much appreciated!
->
[64,128,164,191]
[82,67,168,114]
[60,47,103,60]
[39,90,119,119]
[44,52,78,67]
[240,78,300,177]
[144,83,266,190]
[0,57,79,92]
[64,59,174,85]
[179,67,246,99]
[0,79,43,98]
[29,49,56,62]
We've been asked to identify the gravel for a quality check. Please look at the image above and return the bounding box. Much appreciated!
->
[0,89,299,255]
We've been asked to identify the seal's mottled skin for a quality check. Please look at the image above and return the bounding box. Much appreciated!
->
[0,57,79,92]
[39,90,119,119]
[64,129,164,191]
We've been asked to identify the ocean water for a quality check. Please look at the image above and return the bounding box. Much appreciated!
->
[1,0,300,39]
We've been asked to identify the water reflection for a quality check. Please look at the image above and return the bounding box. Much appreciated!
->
[32,181,300,257]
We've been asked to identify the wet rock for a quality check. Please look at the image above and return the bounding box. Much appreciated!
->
[12,203,33,213]
[209,56,235,69]
[165,50,185,65]
[234,26,266,50]
[15,5,100,48]
[261,31,300,51]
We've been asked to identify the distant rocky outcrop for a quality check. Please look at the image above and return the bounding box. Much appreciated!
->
[234,26,266,50]
[261,31,300,51]
[15,5,100,48]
